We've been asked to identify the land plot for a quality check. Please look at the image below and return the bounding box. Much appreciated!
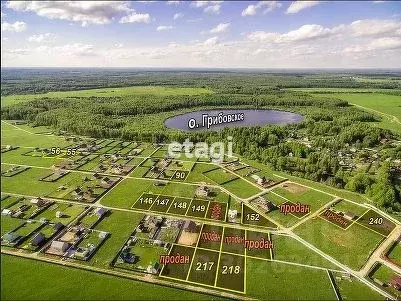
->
[205,201,227,221]
[387,240,401,266]
[247,259,336,300]
[35,202,86,225]
[132,193,158,210]
[242,204,278,229]
[141,145,159,157]
[187,248,219,286]
[330,199,368,217]
[221,227,245,255]
[167,160,195,172]
[222,178,261,199]
[160,244,195,280]
[320,209,352,229]
[272,185,333,212]
[197,224,223,251]
[170,170,190,181]
[294,217,384,270]
[149,195,175,213]
[1,165,29,177]
[280,201,310,218]
[186,199,209,218]
[204,168,238,185]
[1,195,19,210]
[215,253,245,293]
[167,197,192,215]
[245,230,272,260]
[1,216,24,236]
[129,166,149,178]
[356,209,395,236]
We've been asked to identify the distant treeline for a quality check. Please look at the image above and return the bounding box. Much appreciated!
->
[2,69,400,95]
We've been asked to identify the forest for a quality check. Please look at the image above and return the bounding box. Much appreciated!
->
[1,69,400,213]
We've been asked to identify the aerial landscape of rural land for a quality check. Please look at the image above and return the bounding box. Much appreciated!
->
[1,1,401,300]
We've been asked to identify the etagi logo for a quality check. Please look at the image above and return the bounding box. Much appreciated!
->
[168,136,233,163]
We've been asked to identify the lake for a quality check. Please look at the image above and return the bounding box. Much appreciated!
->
[164,109,304,131]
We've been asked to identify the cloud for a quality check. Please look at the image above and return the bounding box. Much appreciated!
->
[247,19,401,44]
[286,1,320,14]
[209,22,230,34]
[347,19,401,37]
[344,37,401,53]
[248,24,333,43]
[6,1,132,26]
[156,25,174,31]
[190,1,222,14]
[167,1,181,5]
[204,4,221,14]
[173,12,184,20]
[27,33,55,43]
[1,21,27,32]
[53,43,98,56]
[242,1,282,16]
[119,12,151,24]
[191,1,221,8]
[203,36,218,46]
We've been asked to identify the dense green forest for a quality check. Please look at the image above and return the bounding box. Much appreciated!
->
[1,69,400,213]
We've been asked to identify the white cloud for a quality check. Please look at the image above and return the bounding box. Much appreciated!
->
[203,36,218,46]
[204,4,221,14]
[53,43,98,56]
[190,1,222,14]
[344,37,401,53]
[7,1,133,26]
[27,33,55,43]
[347,19,401,37]
[286,1,320,14]
[242,1,282,16]
[167,1,181,5]
[1,21,27,32]
[373,1,385,3]
[119,12,151,24]
[173,12,184,20]
[210,22,230,34]
[156,25,174,31]
[280,24,332,41]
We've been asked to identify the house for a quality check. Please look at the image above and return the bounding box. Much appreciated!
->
[98,231,108,239]
[1,209,13,216]
[39,217,48,223]
[146,262,160,274]
[228,209,238,222]
[255,197,276,212]
[94,207,108,218]
[120,247,137,263]
[31,232,46,247]
[49,240,70,253]
[30,197,46,207]
[343,211,356,221]
[195,185,210,197]
[53,222,64,232]
[100,177,113,188]
[2,232,20,245]
[389,275,401,291]
[72,188,83,196]
[56,211,64,218]
[183,220,198,233]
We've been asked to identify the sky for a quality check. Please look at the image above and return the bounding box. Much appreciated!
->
[1,0,400,68]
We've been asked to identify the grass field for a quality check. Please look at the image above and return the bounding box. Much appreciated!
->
[387,241,401,265]
[247,258,336,300]
[294,217,384,270]
[1,255,228,301]
[1,86,213,107]
[332,272,384,300]
[221,178,261,199]
[314,93,401,133]
[272,234,338,269]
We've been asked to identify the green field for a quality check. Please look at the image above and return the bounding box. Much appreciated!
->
[315,93,401,133]
[247,258,336,300]
[294,217,384,270]
[332,272,384,300]
[387,241,401,265]
[221,178,261,199]
[1,255,227,301]
[1,86,213,107]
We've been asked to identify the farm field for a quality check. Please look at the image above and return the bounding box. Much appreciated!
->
[314,93,401,133]
[1,86,213,107]
[294,217,385,270]
[1,255,226,301]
